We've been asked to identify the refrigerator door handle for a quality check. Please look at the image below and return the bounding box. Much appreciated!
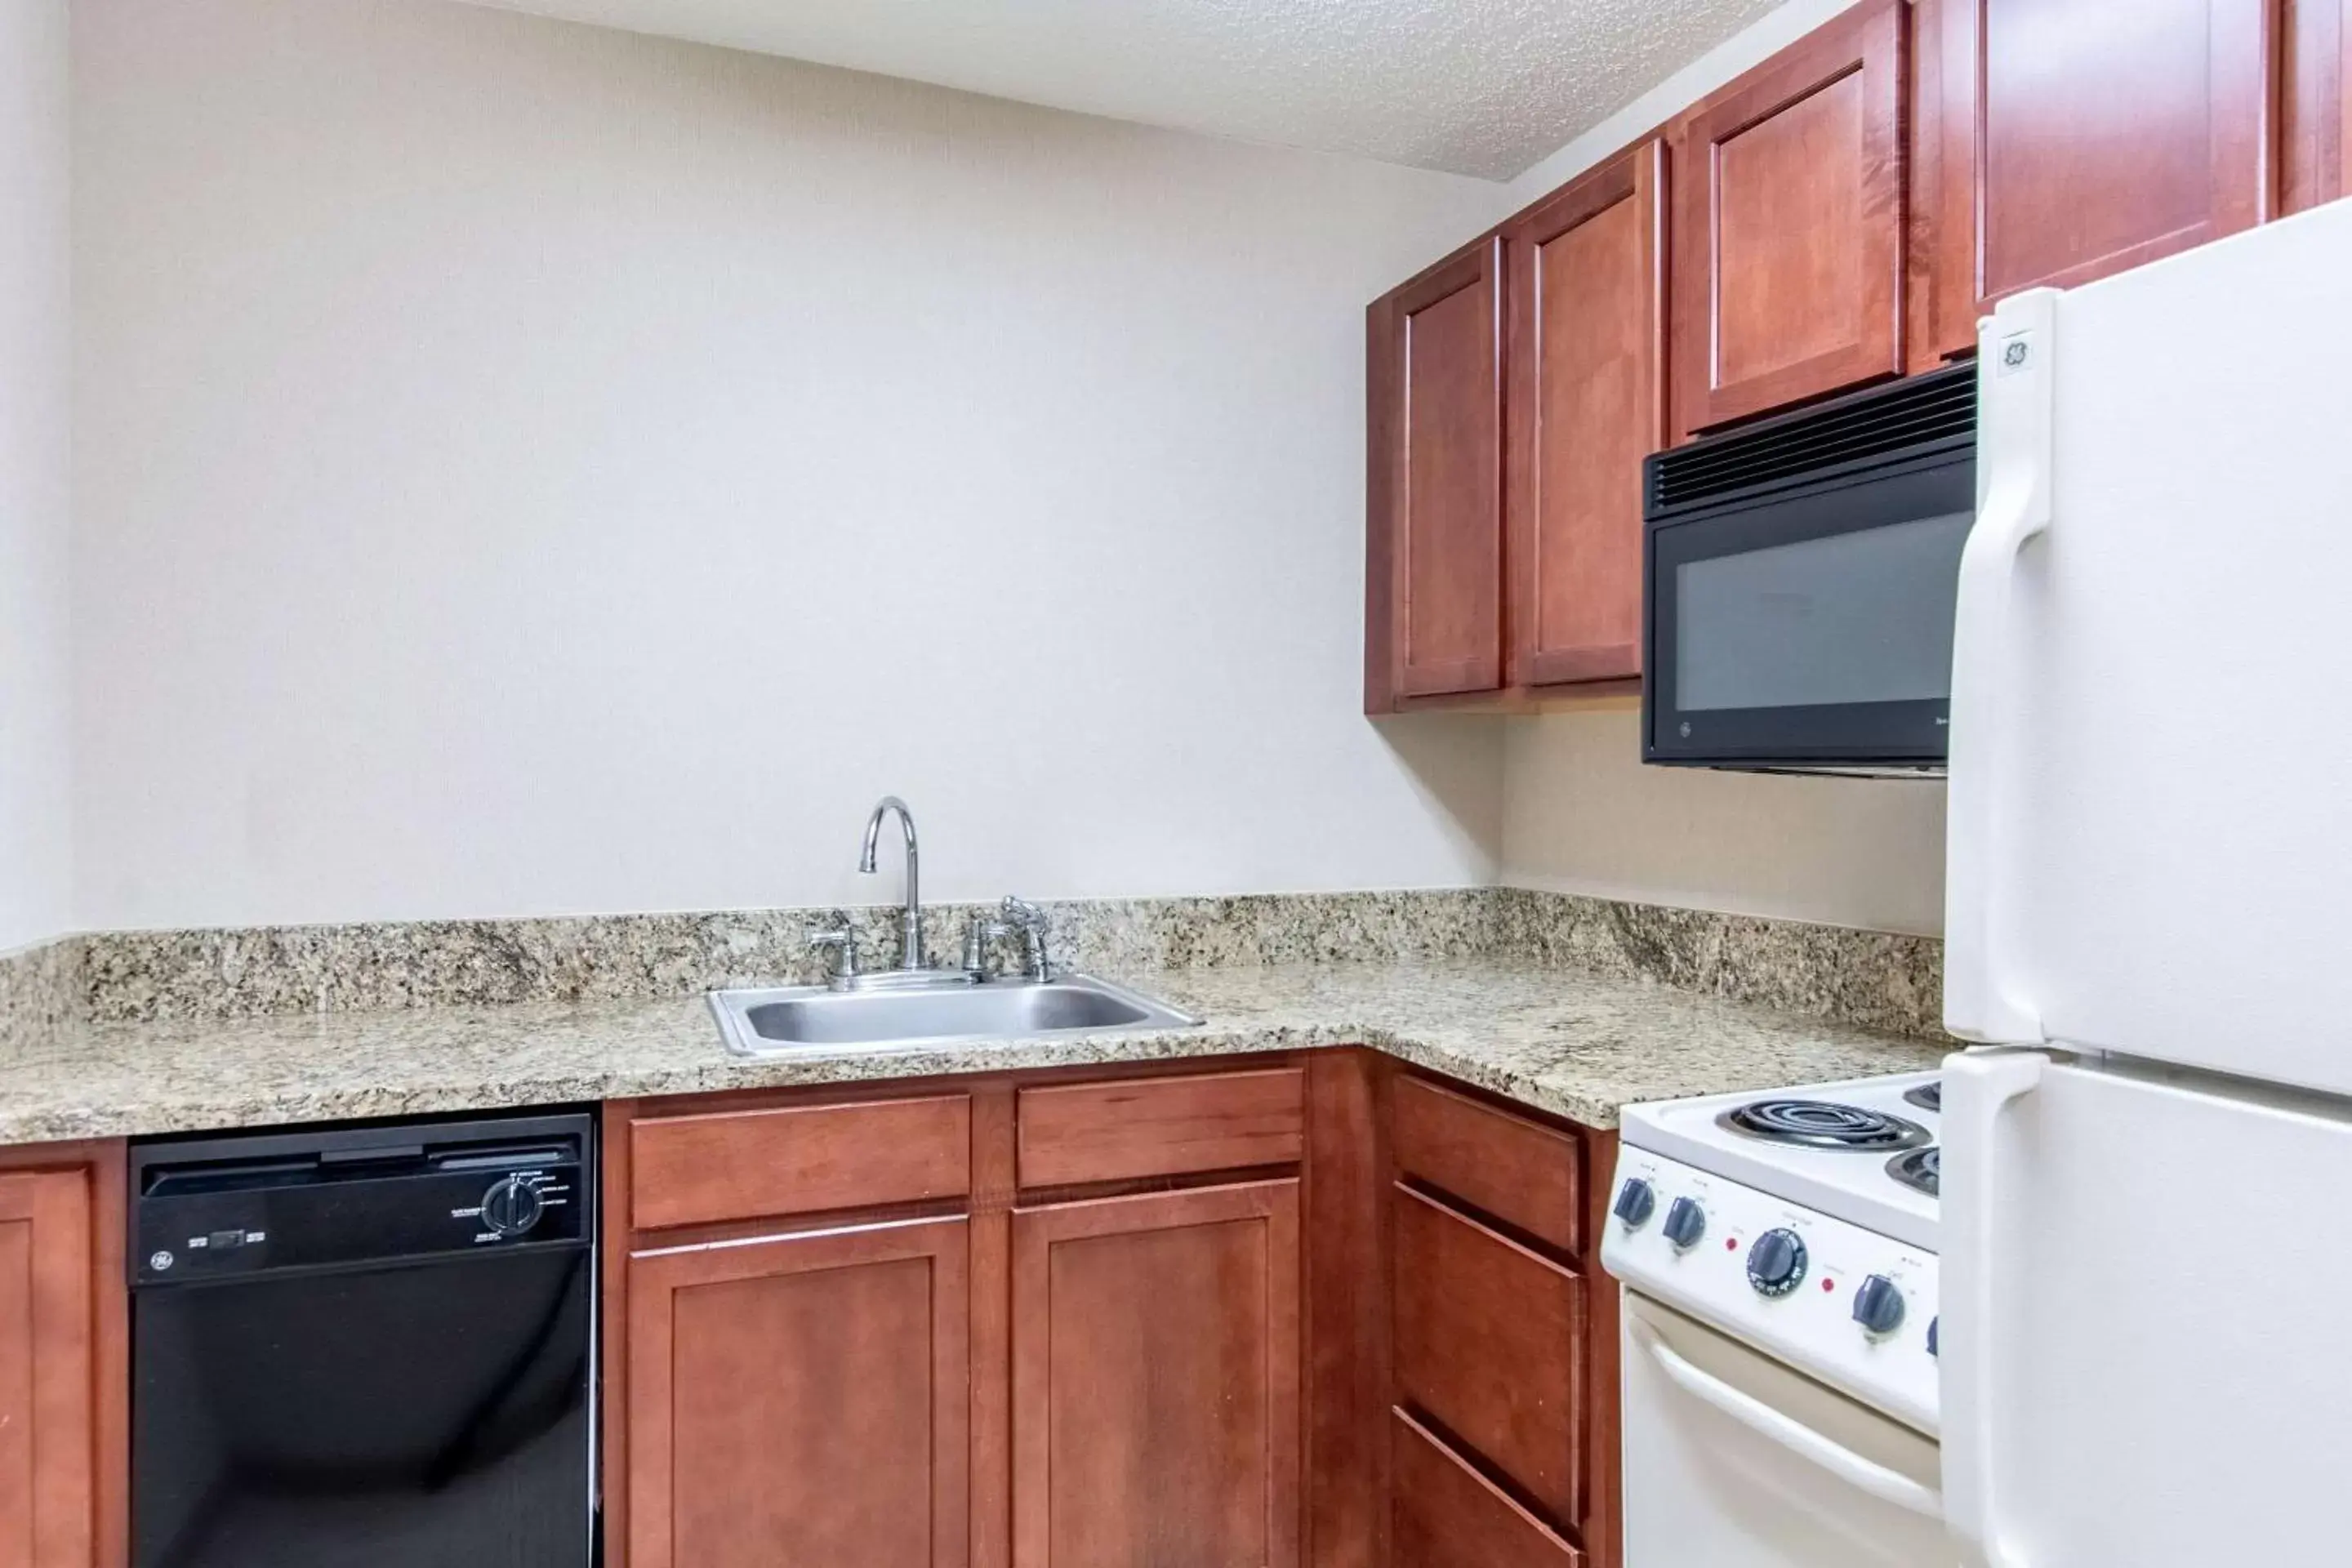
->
[1944,290,2057,1045]
[1628,1316,1944,1519]
[1942,1047,2049,1568]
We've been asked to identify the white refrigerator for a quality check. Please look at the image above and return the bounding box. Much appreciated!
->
[1941,195,2352,1566]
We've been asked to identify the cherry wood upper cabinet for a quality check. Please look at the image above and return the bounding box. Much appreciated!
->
[1673,0,1910,436]
[1927,0,2278,354]
[0,1165,100,1568]
[1011,1180,1301,1568]
[1365,238,1505,711]
[625,1218,972,1568]
[2282,0,2350,211]
[1503,141,1668,688]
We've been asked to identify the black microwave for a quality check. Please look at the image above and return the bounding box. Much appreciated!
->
[1642,364,1976,774]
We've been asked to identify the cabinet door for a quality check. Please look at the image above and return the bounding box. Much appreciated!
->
[2283,0,2350,212]
[1367,240,1505,709]
[1673,0,1909,435]
[1930,0,2277,353]
[626,1217,970,1568]
[1011,1180,1300,1568]
[0,1169,95,1568]
[1504,141,1667,688]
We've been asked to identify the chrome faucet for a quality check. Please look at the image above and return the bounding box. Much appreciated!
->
[858,795,924,971]
[1000,896,1054,982]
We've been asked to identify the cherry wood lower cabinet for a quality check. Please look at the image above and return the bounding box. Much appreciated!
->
[606,1055,1621,1568]
[1011,1181,1302,1568]
[0,1143,128,1568]
[625,1218,972,1568]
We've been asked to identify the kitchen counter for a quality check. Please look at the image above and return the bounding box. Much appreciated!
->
[0,958,1944,1146]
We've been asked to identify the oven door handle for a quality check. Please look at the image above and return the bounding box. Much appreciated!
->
[1629,1316,1944,1520]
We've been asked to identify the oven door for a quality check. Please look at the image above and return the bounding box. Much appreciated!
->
[1644,452,1973,770]
[1621,1291,1952,1567]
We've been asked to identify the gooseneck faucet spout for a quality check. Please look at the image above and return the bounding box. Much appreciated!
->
[858,795,924,970]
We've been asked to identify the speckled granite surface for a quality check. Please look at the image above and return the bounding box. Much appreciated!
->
[78,888,1944,1039]
[0,938,83,1055]
[0,959,1944,1147]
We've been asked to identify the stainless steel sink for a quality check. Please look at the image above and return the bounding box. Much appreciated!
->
[709,973,1201,1058]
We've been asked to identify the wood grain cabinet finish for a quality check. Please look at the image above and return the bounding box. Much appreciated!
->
[1016,1067,1304,1188]
[1673,0,1910,435]
[1365,239,1506,710]
[625,1218,972,1568]
[627,1093,971,1232]
[0,1149,125,1568]
[2280,0,2350,211]
[1392,1410,1586,1568]
[1927,0,2278,355]
[1390,1075,1584,1254]
[1012,1180,1302,1568]
[1503,141,1668,688]
[1390,1187,1585,1528]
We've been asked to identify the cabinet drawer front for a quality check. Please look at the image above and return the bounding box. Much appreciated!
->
[630,1094,971,1232]
[1392,1409,1586,1568]
[1392,1187,1585,1522]
[1017,1067,1304,1187]
[1392,1076,1584,1254]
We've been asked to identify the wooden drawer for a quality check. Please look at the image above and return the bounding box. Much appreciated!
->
[1016,1067,1305,1187]
[1392,1186,1585,1522]
[629,1094,971,1232]
[1392,1076,1584,1254]
[1392,1408,1585,1568]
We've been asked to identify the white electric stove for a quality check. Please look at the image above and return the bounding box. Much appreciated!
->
[1602,1071,1954,1567]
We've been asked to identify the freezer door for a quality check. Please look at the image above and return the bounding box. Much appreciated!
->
[1944,197,2352,1094]
[1940,1049,2352,1568]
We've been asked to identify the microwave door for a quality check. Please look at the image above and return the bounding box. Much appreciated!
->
[1646,454,1972,770]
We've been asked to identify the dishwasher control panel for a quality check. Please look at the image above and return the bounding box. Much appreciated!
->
[131,1111,593,1285]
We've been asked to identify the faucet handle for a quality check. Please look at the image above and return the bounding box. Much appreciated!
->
[962,916,1013,982]
[808,916,862,986]
[1000,897,1054,982]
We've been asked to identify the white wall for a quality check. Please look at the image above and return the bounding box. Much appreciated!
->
[1481,0,1945,938]
[70,0,1508,930]
[0,0,74,954]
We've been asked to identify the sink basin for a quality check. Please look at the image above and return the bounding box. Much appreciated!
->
[709,973,1202,1058]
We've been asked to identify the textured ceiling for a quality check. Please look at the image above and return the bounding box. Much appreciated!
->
[454,0,1786,179]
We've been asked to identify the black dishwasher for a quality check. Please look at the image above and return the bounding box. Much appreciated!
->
[130,1112,595,1567]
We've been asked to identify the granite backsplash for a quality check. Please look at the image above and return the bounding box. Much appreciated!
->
[40,889,1945,1042]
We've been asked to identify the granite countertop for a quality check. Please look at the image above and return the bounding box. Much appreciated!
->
[0,958,1947,1147]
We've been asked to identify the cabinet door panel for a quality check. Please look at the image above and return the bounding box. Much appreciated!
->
[1391,1187,1584,1525]
[1933,0,2276,351]
[1505,142,1666,688]
[1371,241,1504,705]
[1392,1410,1586,1568]
[1012,1180,1300,1568]
[626,1218,970,1568]
[0,1169,95,1568]
[1675,0,1907,434]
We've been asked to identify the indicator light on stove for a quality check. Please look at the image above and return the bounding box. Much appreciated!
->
[1851,1274,1906,1335]
[1661,1196,1705,1250]
[1745,1227,1807,1297]
[1612,1178,1656,1229]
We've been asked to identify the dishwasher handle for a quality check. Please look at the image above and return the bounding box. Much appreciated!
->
[1630,1316,1944,1520]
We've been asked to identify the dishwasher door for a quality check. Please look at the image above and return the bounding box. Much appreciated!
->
[131,1113,595,1568]
[1621,1290,1952,1567]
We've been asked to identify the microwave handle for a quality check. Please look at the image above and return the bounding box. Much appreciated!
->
[1944,289,2056,1046]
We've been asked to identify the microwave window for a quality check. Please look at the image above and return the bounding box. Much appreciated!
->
[1675,510,1973,712]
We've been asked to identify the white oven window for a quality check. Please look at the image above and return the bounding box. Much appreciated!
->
[1621,1292,1953,1567]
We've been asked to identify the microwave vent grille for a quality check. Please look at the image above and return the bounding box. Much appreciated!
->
[1649,364,1976,513]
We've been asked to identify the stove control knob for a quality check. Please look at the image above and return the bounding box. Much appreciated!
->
[1662,1196,1706,1250]
[1612,1178,1656,1230]
[480,1174,545,1239]
[1927,1317,1939,1357]
[1851,1274,1906,1335]
[1746,1228,1807,1296]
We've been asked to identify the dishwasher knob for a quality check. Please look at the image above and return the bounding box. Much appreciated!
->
[1851,1273,1907,1335]
[1746,1227,1807,1296]
[1661,1196,1706,1250]
[480,1174,546,1238]
[1612,1178,1656,1229]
